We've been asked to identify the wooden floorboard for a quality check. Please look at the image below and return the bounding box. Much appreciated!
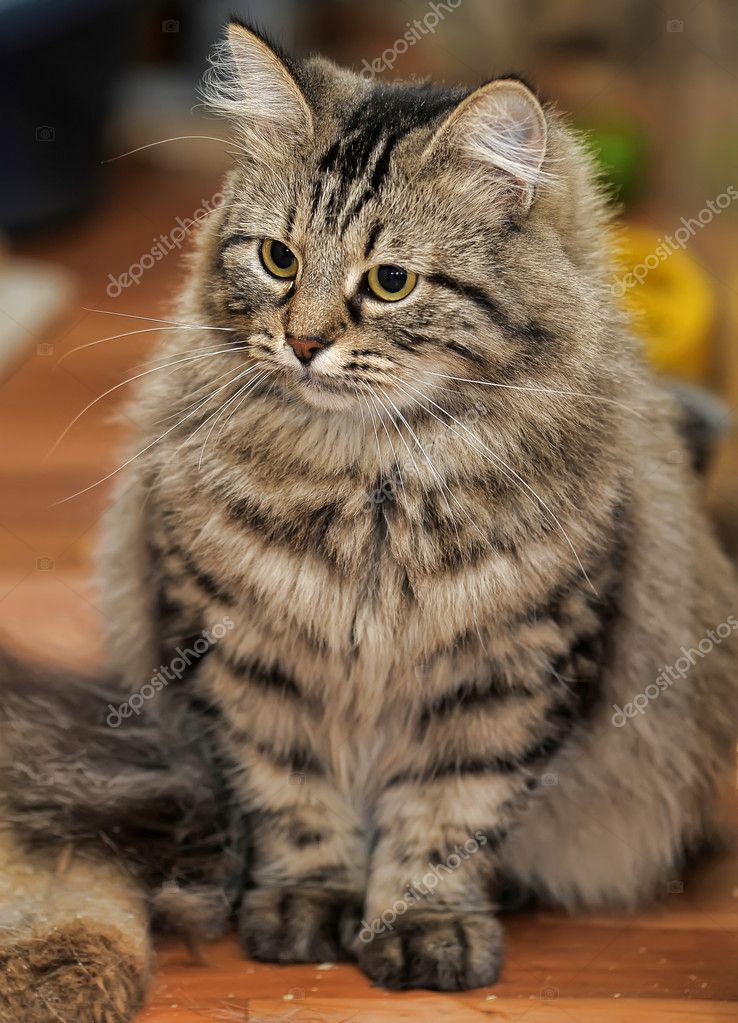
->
[1,164,736,1022]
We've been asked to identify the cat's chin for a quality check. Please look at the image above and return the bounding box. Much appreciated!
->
[289,376,362,413]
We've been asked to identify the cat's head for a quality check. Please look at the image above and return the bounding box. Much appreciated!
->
[196,21,619,420]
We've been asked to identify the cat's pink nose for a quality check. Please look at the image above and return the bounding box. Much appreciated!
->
[286,336,328,365]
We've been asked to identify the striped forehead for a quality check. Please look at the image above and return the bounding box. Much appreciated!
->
[307,81,467,236]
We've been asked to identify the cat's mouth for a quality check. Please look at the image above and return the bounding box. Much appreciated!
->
[283,361,362,410]
[273,342,380,411]
[297,369,344,391]
[282,351,348,391]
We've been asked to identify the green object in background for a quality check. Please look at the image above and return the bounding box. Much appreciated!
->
[576,120,648,206]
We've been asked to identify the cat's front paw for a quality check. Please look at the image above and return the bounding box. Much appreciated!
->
[353,910,503,991]
[239,886,358,964]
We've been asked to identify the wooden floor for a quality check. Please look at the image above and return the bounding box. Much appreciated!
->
[1,164,737,1022]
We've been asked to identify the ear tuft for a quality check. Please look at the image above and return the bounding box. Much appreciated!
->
[427,80,548,212]
[202,22,312,147]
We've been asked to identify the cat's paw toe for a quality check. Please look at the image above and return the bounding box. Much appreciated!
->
[354,910,503,991]
[0,923,146,1023]
[239,886,357,964]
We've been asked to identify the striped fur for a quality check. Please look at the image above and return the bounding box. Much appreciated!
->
[97,23,738,992]
[6,22,735,1009]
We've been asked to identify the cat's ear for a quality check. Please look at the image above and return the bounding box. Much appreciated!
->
[205,21,313,146]
[425,80,547,212]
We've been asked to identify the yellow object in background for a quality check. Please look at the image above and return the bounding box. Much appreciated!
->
[612,225,716,380]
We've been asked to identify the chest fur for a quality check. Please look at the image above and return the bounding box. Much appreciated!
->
[147,428,614,727]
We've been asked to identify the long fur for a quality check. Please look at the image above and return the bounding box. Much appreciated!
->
[1,18,737,1015]
[0,647,245,940]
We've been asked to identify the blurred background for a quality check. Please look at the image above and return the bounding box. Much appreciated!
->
[0,0,737,662]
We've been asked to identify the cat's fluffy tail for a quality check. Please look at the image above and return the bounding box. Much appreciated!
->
[0,645,246,935]
[0,646,245,1022]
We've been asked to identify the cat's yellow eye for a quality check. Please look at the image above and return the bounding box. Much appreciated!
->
[367,264,417,302]
[260,238,298,279]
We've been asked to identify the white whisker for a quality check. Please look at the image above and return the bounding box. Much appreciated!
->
[154,359,263,424]
[368,387,422,492]
[46,345,252,458]
[380,387,498,555]
[58,326,209,366]
[52,364,259,506]
[81,307,235,331]
[428,371,642,418]
[360,386,415,537]
[101,135,248,164]
[397,379,596,595]
[357,388,384,479]
[372,394,406,496]
[148,341,247,365]
[197,368,270,469]
[188,201,240,226]
[378,389,466,556]
[178,359,267,422]
[352,385,367,429]
[216,369,275,444]
[364,387,418,545]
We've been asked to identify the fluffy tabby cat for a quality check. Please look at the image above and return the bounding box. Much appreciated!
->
[2,19,737,1021]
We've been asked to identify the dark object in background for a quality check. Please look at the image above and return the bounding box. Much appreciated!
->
[0,0,134,236]
[668,379,731,476]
